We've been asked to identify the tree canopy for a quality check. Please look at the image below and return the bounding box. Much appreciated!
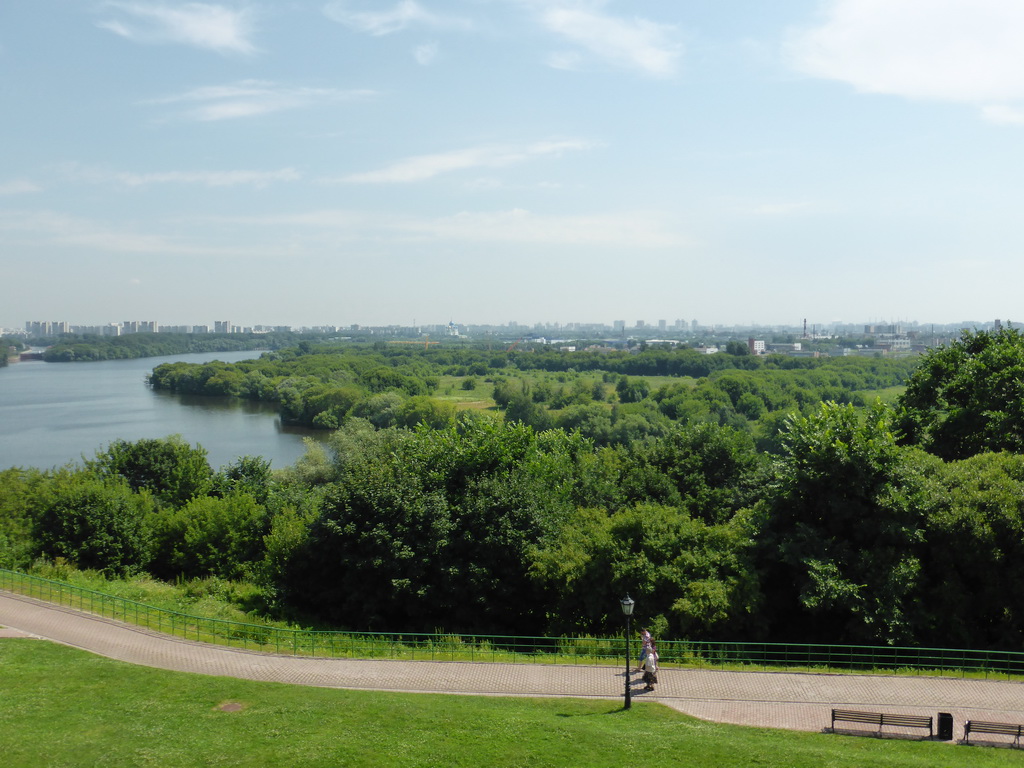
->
[897,328,1024,459]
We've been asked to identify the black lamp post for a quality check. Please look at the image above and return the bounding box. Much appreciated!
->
[620,595,635,710]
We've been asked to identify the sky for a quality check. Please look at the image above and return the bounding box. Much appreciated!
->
[4,1,1024,330]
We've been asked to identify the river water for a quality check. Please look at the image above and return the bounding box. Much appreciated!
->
[0,351,322,471]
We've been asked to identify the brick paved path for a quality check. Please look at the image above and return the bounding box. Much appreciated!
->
[3,590,1023,740]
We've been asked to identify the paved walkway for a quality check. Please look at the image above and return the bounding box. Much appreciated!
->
[3,590,1023,741]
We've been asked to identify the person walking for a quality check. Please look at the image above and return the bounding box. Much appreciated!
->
[642,646,659,691]
[636,628,653,672]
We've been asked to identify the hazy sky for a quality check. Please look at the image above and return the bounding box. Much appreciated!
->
[4,1,1024,329]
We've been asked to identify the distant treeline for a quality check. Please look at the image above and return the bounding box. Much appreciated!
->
[40,332,302,362]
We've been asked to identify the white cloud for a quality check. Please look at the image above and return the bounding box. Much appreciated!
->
[145,80,374,121]
[340,140,597,183]
[97,2,258,55]
[981,105,1024,126]
[60,164,299,188]
[397,208,682,246]
[414,42,438,65]
[114,168,300,187]
[545,50,584,72]
[0,210,242,255]
[0,180,41,195]
[787,0,1024,107]
[229,207,684,248]
[323,1,472,36]
[529,1,681,77]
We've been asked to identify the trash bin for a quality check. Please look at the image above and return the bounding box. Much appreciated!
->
[937,712,953,741]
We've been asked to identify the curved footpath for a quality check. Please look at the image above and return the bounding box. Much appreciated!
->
[3,590,1023,741]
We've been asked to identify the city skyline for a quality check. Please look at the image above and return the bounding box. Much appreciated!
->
[10,314,1006,338]
[5,2,1024,328]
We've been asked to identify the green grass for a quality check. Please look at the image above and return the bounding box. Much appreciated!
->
[860,385,907,404]
[1,640,1019,768]
[25,562,278,628]
[434,375,499,409]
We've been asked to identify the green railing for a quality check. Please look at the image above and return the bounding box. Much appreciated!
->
[3,568,1023,678]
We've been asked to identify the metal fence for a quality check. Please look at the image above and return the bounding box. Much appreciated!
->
[3,568,1023,678]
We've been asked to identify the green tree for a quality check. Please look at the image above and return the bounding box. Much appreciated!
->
[33,472,152,575]
[274,422,586,634]
[897,328,1024,459]
[619,423,760,524]
[397,396,457,430]
[150,492,268,580]
[351,391,406,429]
[755,402,928,645]
[529,503,759,639]
[917,451,1024,649]
[504,392,553,431]
[0,468,45,569]
[88,436,213,507]
[616,376,650,403]
[213,456,273,504]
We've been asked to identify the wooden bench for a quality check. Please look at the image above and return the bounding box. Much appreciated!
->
[964,720,1024,746]
[831,709,933,738]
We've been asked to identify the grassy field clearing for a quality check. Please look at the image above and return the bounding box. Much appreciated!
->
[0,640,1018,768]
[862,385,907,404]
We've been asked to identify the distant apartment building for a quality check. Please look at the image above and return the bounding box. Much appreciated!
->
[71,324,121,336]
[613,320,626,333]
[121,320,157,334]
[214,321,231,334]
[251,325,292,333]
[873,334,912,352]
[864,323,901,335]
[25,321,70,336]
[748,338,766,355]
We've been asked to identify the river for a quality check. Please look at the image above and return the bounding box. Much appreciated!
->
[0,351,323,471]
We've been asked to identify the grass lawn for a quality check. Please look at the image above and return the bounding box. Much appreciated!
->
[1,640,1019,768]
[434,375,499,410]
[861,385,907,404]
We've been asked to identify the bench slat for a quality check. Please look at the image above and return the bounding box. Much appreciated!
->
[831,709,932,735]
[881,716,932,727]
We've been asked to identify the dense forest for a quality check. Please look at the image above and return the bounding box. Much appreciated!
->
[4,329,1024,652]
[38,331,302,362]
[148,344,917,449]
